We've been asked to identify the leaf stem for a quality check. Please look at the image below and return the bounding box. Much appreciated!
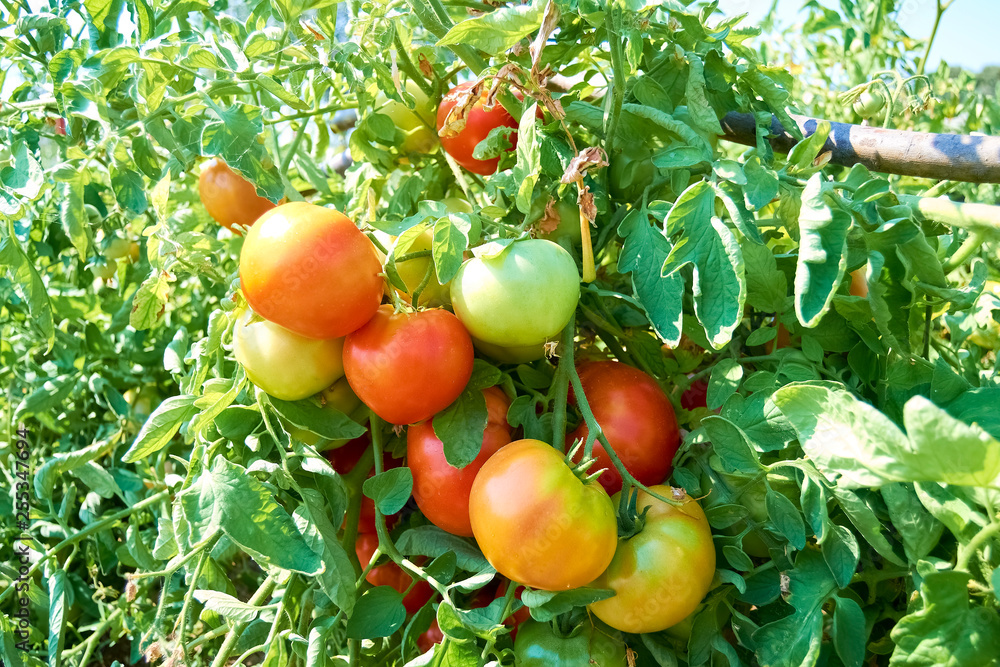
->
[602,6,626,159]
[209,577,278,667]
[957,521,1000,573]
[550,315,576,452]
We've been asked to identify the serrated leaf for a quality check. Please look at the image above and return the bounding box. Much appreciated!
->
[795,175,850,327]
[437,1,544,55]
[121,395,197,463]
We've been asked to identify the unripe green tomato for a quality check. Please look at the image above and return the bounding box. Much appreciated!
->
[91,257,117,281]
[451,239,580,348]
[233,309,346,401]
[853,89,886,119]
[105,237,132,260]
[472,337,547,364]
[375,80,439,155]
[393,228,452,307]
[526,197,582,245]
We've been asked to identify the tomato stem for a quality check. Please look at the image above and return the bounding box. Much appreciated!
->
[550,314,577,451]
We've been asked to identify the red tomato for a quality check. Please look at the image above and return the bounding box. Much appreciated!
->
[344,306,474,425]
[568,361,680,496]
[681,379,708,410]
[355,533,434,614]
[408,387,512,536]
[198,158,276,233]
[436,82,519,175]
[325,436,402,533]
[417,619,445,653]
[589,486,716,633]
[469,439,617,591]
[240,202,384,340]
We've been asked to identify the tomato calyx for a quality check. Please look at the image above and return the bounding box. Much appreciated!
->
[614,486,650,540]
[564,436,607,486]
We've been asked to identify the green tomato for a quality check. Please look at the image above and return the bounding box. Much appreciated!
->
[233,308,346,401]
[91,257,117,281]
[525,196,582,245]
[375,80,438,155]
[472,337,547,364]
[451,239,580,348]
[514,620,626,667]
[853,89,886,119]
[608,143,657,202]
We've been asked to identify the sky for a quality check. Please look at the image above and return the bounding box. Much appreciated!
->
[716,0,999,72]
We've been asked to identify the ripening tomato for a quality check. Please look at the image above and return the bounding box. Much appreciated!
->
[233,309,346,401]
[568,361,680,496]
[392,228,452,308]
[469,439,617,591]
[408,387,512,536]
[451,239,580,349]
[344,306,474,425]
[589,486,716,633]
[240,202,384,340]
[436,82,519,175]
[374,79,439,155]
[417,620,445,653]
[355,533,434,614]
[198,158,277,233]
[849,267,868,298]
[472,337,548,364]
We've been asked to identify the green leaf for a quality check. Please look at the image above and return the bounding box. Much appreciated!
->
[706,358,743,410]
[881,482,943,562]
[702,416,761,474]
[472,125,516,160]
[363,467,414,515]
[433,214,476,284]
[513,103,541,213]
[684,54,722,136]
[832,596,867,667]
[121,395,197,463]
[432,389,488,469]
[786,121,832,174]
[715,181,764,244]
[193,590,264,623]
[256,74,309,110]
[129,272,170,330]
[396,525,490,572]
[46,568,67,665]
[753,550,837,667]
[617,206,684,346]
[742,156,779,210]
[520,587,615,622]
[766,489,806,550]
[821,524,859,587]
[111,167,148,214]
[437,1,544,55]
[890,571,1000,667]
[211,457,323,574]
[0,230,55,349]
[267,397,366,440]
[663,181,746,349]
[795,175,850,327]
[345,587,407,639]
[946,388,1000,441]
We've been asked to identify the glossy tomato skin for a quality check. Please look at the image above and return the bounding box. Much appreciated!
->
[451,239,580,348]
[417,619,445,653]
[240,202,383,340]
[590,486,716,634]
[233,309,346,401]
[436,82,518,175]
[526,197,583,245]
[568,361,680,496]
[344,306,474,425]
[472,337,548,364]
[198,158,276,233]
[355,533,434,614]
[408,387,512,536]
[513,620,626,667]
[469,439,617,591]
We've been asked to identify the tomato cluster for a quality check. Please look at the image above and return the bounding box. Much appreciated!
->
[220,84,717,659]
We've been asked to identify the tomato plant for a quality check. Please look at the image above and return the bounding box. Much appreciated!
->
[436,82,518,175]
[526,195,583,246]
[343,305,474,425]
[233,308,346,401]
[569,361,681,495]
[240,202,384,339]
[469,439,617,591]
[198,158,277,232]
[451,239,580,350]
[407,386,511,536]
[590,486,716,634]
